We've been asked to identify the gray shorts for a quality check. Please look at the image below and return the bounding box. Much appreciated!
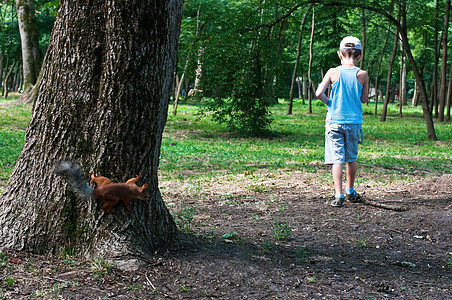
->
[324,123,361,165]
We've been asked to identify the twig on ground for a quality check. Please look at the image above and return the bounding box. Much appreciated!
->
[361,197,408,212]
[145,273,156,290]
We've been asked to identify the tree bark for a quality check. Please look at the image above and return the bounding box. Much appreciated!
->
[398,3,437,140]
[0,0,183,262]
[308,7,315,114]
[446,60,452,120]
[188,47,203,98]
[431,0,440,117]
[360,9,366,72]
[173,72,184,116]
[0,52,4,86]
[16,0,41,94]
[381,7,399,122]
[412,81,418,106]
[439,0,450,121]
[374,30,390,117]
[2,49,20,98]
[399,37,406,117]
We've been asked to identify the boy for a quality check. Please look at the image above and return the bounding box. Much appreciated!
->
[315,36,369,207]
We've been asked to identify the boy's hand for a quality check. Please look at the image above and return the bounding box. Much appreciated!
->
[315,68,335,104]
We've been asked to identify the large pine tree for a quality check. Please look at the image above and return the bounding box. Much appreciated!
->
[0,0,183,261]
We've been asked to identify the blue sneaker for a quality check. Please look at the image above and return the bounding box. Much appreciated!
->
[346,191,362,203]
[330,196,344,207]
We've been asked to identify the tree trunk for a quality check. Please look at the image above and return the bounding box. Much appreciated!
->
[173,72,184,116]
[412,81,418,106]
[0,53,4,88]
[439,0,450,121]
[288,5,311,115]
[381,7,399,122]
[308,7,314,114]
[398,2,437,140]
[360,8,366,72]
[2,53,19,98]
[0,0,183,263]
[16,0,41,94]
[446,60,452,120]
[399,39,406,117]
[432,0,440,117]
[188,47,203,98]
[374,30,390,117]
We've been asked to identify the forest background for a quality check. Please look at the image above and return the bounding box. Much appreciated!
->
[0,0,452,137]
[0,0,451,299]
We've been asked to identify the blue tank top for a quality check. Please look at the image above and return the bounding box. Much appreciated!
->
[326,66,363,124]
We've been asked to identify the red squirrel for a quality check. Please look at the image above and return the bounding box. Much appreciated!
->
[54,159,148,214]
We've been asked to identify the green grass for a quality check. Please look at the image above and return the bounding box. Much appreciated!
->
[161,99,451,182]
[0,96,28,189]
[0,96,451,190]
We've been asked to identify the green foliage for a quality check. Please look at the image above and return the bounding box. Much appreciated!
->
[0,1,56,74]
[272,218,292,241]
[177,0,452,135]
[222,231,241,243]
[296,246,312,263]
[1,276,15,288]
[0,252,7,267]
[59,241,75,262]
[447,259,452,268]
[172,204,198,233]
[90,257,112,279]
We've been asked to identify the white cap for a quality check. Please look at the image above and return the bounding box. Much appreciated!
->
[340,36,362,50]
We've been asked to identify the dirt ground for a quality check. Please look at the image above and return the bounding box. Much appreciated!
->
[1,170,451,299]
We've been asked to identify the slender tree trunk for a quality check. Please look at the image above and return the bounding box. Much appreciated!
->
[445,60,452,120]
[296,78,301,99]
[381,8,399,122]
[184,76,189,102]
[0,53,4,88]
[399,38,406,117]
[431,0,440,117]
[439,0,450,121]
[16,0,41,94]
[2,54,18,98]
[308,7,315,114]
[188,48,203,98]
[399,3,437,140]
[174,0,202,114]
[13,62,22,91]
[412,81,418,106]
[0,0,183,262]
[360,9,366,72]
[288,5,311,115]
[173,72,184,116]
[374,30,390,117]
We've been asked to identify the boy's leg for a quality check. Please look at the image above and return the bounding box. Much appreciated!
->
[325,123,346,207]
[332,163,343,196]
[345,161,362,203]
[346,161,357,190]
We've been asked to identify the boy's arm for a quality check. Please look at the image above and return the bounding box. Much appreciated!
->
[359,70,369,103]
[315,69,333,104]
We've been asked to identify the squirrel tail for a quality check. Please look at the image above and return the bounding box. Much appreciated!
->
[54,158,94,199]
